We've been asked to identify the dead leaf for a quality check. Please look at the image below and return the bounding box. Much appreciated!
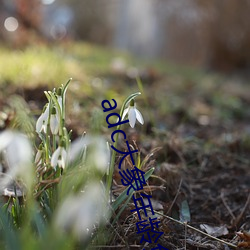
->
[200,224,229,237]
[237,231,250,248]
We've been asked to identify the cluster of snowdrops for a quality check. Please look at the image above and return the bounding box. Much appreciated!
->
[0,79,146,249]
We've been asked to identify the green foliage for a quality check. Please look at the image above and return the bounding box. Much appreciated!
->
[111,167,155,224]
[106,91,141,193]
[0,80,154,250]
[0,46,70,86]
[0,43,130,87]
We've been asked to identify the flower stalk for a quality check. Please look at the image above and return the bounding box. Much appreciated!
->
[106,92,141,195]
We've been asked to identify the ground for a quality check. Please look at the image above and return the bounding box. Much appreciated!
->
[0,42,249,249]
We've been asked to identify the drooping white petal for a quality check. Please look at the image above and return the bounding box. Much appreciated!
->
[44,103,50,118]
[55,182,109,240]
[128,107,136,128]
[135,109,144,125]
[57,96,63,111]
[0,130,33,191]
[61,148,67,161]
[5,133,32,171]
[50,114,59,135]
[92,138,110,172]
[55,195,79,232]
[67,136,110,172]
[122,107,129,121]
[0,130,13,151]
[36,113,45,133]
[67,136,88,163]
[41,122,48,133]
[36,104,50,134]
[57,158,65,169]
[51,147,67,169]
[35,149,42,164]
[51,147,61,168]
[59,148,67,169]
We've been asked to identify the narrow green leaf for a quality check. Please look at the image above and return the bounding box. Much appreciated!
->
[111,167,154,211]
[179,199,191,222]
[62,78,72,98]
[119,92,141,117]
[112,191,133,225]
[32,209,45,237]
[0,208,21,250]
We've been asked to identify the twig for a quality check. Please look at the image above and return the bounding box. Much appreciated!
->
[221,190,236,221]
[34,180,59,198]
[184,221,187,250]
[39,177,60,184]
[107,217,127,246]
[233,192,250,227]
[148,209,238,249]
[166,178,183,215]
[88,244,141,248]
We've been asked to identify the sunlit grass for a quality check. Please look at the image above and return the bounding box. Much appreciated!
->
[0,41,247,130]
[0,42,207,87]
[0,44,85,86]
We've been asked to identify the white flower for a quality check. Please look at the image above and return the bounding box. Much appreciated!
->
[56,87,63,112]
[122,99,144,128]
[51,145,67,169]
[36,104,50,133]
[50,106,59,135]
[67,135,110,173]
[57,95,63,111]
[54,182,109,240]
[35,149,42,164]
[0,130,33,190]
[91,137,110,172]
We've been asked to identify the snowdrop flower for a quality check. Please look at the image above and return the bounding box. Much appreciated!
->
[0,130,33,190]
[51,142,67,169]
[90,137,110,172]
[57,87,63,111]
[67,135,110,173]
[57,95,63,112]
[50,106,59,135]
[36,103,50,133]
[54,182,109,240]
[122,99,144,128]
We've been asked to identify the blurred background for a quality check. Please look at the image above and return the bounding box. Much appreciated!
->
[1,0,250,72]
[0,2,250,248]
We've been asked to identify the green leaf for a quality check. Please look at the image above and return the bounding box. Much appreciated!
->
[32,209,46,237]
[62,78,72,98]
[111,167,154,212]
[0,207,21,250]
[179,199,191,222]
[112,191,133,225]
[119,92,141,117]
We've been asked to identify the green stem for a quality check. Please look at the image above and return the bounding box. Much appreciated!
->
[49,92,63,136]
[106,92,141,197]
[52,134,56,152]
[61,78,72,127]
[45,97,53,164]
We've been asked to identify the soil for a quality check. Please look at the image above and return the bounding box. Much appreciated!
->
[1,70,250,250]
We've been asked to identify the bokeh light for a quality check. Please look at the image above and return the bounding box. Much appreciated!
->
[50,24,67,40]
[41,0,55,5]
[4,17,19,32]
